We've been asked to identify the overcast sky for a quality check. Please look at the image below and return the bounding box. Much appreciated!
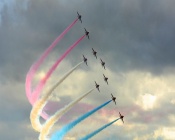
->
[0,0,175,140]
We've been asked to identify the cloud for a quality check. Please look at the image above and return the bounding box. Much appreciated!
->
[1,0,175,139]
[40,60,175,139]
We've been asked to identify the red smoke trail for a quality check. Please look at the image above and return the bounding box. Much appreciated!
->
[25,18,78,104]
[32,35,86,102]
[30,62,83,132]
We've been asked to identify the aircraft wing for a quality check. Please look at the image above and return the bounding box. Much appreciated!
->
[87,35,90,39]
[121,118,124,124]
[114,100,116,105]
[98,87,100,92]
[93,52,97,58]
[104,65,106,70]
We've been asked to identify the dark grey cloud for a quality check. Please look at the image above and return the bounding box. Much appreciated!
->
[83,0,175,74]
[1,0,175,83]
[0,82,36,140]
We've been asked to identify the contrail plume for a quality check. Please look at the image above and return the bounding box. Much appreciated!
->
[51,100,112,140]
[26,18,78,105]
[39,88,94,140]
[32,35,86,103]
[30,61,83,132]
[80,118,120,140]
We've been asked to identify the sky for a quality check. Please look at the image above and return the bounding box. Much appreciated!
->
[0,0,175,139]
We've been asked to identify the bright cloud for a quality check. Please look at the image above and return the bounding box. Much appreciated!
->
[136,93,157,110]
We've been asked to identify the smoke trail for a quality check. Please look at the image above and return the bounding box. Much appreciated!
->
[80,118,120,140]
[51,100,112,140]
[32,35,86,103]
[39,89,94,140]
[26,18,78,104]
[30,61,83,132]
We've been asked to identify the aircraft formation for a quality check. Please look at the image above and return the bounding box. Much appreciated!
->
[78,11,124,124]
[26,11,125,140]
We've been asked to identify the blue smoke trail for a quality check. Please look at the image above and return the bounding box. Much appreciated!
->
[51,100,112,140]
[80,118,120,140]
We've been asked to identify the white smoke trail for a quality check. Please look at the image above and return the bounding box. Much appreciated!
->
[39,88,94,140]
[30,61,83,132]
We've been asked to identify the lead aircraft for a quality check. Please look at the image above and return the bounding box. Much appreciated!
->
[92,48,97,59]
[83,55,88,66]
[103,74,108,85]
[95,81,100,92]
[100,58,106,69]
[111,94,116,105]
[84,28,90,39]
[77,12,82,23]
[119,112,124,124]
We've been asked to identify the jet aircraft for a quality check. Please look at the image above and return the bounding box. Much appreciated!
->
[103,74,108,84]
[84,28,90,39]
[119,112,124,124]
[95,81,100,92]
[83,55,88,66]
[100,58,106,69]
[111,94,116,105]
[77,12,82,23]
[92,48,97,59]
